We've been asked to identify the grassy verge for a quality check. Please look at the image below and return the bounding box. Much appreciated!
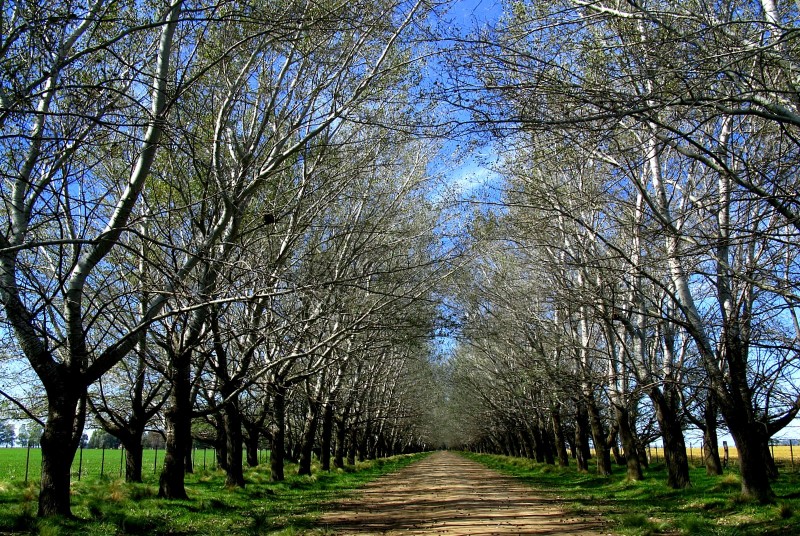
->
[462,452,800,536]
[0,453,429,535]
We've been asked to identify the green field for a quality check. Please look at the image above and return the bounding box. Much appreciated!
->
[0,447,264,482]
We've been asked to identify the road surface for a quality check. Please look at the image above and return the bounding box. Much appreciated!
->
[318,451,611,535]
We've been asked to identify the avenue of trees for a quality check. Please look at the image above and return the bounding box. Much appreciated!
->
[444,0,800,505]
[2,0,799,520]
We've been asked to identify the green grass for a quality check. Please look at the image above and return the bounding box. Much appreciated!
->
[462,452,800,536]
[0,452,429,535]
[0,448,265,482]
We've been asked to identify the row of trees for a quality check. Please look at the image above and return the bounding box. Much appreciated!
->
[0,421,43,447]
[0,0,454,517]
[444,0,800,504]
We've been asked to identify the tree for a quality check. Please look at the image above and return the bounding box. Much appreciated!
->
[17,423,44,448]
[1,0,436,514]
[448,0,800,503]
[0,421,15,447]
[0,0,187,516]
[87,430,120,449]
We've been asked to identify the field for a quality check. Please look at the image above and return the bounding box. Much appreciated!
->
[594,445,799,471]
[0,447,263,482]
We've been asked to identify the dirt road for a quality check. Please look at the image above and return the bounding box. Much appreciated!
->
[318,451,611,535]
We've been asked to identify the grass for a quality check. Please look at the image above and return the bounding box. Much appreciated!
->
[0,452,429,535]
[463,452,800,536]
[0,448,264,482]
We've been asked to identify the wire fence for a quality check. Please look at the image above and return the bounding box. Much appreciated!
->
[647,440,799,472]
[0,447,271,484]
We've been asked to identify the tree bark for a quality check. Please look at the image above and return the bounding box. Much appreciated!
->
[270,383,286,481]
[38,388,85,517]
[158,353,191,500]
[244,424,261,468]
[297,400,320,476]
[124,440,144,483]
[320,403,334,471]
[650,387,690,489]
[574,402,591,472]
[334,409,349,469]
[726,408,775,502]
[614,403,643,480]
[243,404,268,468]
[585,394,612,476]
[702,395,723,476]
[347,425,358,465]
[551,407,570,467]
[223,394,245,487]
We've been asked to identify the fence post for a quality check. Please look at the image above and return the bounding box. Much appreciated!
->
[101,447,105,477]
[77,445,83,481]
[24,444,31,484]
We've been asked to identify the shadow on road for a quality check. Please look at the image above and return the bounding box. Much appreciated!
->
[318,451,609,535]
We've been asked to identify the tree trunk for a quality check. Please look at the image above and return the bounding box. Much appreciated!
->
[637,441,649,468]
[38,389,85,517]
[321,403,334,471]
[297,399,321,476]
[551,407,569,467]
[764,442,778,480]
[159,354,191,500]
[650,387,690,489]
[726,408,775,502]
[614,403,643,480]
[702,396,723,475]
[184,438,194,474]
[244,424,261,468]
[334,410,348,469]
[520,426,535,460]
[574,402,591,472]
[347,425,358,465]
[610,432,625,466]
[585,394,612,476]
[124,440,144,483]
[223,394,245,487]
[270,383,286,481]
[358,422,371,462]
[541,421,555,465]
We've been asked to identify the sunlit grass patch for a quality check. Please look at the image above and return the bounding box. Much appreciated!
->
[711,473,741,492]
